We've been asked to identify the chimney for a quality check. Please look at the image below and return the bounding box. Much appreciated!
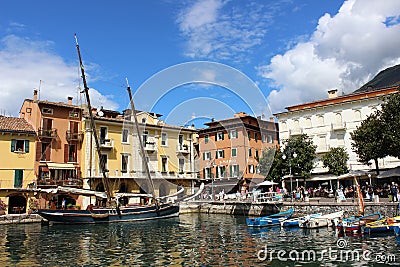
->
[33,90,38,101]
[67,96,73,105]
[328,89,338,99]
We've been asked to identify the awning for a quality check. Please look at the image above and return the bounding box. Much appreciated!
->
[47,163,76,170]
[377,166,400,179]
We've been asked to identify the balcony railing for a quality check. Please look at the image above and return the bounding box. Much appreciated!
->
[144,140,157,152]
[66,130,83,142]
[38,128,57,139]
[100,138,114,149]
[289,128,303,136]
[37,178,83,188]
[176,144,190,153]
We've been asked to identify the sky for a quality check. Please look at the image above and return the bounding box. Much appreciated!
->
[1,0,400,128]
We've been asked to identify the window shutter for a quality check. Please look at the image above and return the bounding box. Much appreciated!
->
[215,151,218,159]
[222,150,225,158]
[230,165,233,177]
[36,142,42,161]
[64,144,69,163]
[203,152,205,160]
[215,133,218,141]
[11,139,16,152]
[24,140,29,153]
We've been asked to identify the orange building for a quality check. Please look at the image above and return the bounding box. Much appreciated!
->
[19,90,84,191]
[198,112,279,193]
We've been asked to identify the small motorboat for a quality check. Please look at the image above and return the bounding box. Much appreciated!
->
[364,216,400,234]
[282,213,322,227]
[336,212,382,235]
[300,211,344,229]
[246,208,294,227]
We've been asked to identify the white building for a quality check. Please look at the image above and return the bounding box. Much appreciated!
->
[274,86,400,179]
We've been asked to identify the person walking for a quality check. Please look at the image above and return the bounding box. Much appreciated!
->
[391,182,398,202]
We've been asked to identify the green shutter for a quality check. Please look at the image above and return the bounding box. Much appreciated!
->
[24,140,29,153]
[11,139,16,152]
[14,170,23,188]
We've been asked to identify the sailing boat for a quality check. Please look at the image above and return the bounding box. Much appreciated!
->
[37,35,179,224]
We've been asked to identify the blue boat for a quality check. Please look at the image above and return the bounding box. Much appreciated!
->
[246,208,294,227]
[282,213,322,227]
[394,225,400,236]
[336,212,381,234]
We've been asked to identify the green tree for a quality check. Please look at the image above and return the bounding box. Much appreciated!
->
[283,134,317,179]
[258,148,286,182]
[321,147,349,176]
[380,90,400,158]
[350,114,387,175]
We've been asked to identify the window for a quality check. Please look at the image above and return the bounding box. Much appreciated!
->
[205,134,209,144]
[42,108,53,114]
[178,134,184,149]
[41,142,51,161]
[203,151,211,160]
[216,132,224,141]
[100,127,108,144]
[142,131,149,145]
[248,148,252,157]
[179,158,185,173]
[14,170,23,188]
[68,144,77,162]
[267,135,273,143]
[230,165,239,177]
[121,154,128,173]
[229,129,238,139]
[231,148,237,157]
[262,134,266,143]
[248,131,251,140]
[254,133,258,141]
[142,118,146,123]
[122,129,129,143]
[161,132,167,146]
[248,164,255,173]
[255,149,259,158]
[161,157,168,172]
[100,154,108,173]
[216,149,225,159]
[216,166,226,178]
[69,111,79,118]
[11,139,29,153]
[204,167,212,179]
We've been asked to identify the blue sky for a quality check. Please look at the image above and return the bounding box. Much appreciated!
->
[1,0,400,127]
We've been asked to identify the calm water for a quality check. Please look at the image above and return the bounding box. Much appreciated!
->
[0,214,399,266]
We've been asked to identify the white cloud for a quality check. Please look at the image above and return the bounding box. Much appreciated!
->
[0,34,118,116]
[260,0,400,113]
[177,0,277,63]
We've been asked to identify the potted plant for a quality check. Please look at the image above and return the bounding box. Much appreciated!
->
[0,199,7,215]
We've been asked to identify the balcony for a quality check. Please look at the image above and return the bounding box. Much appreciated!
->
[331,122,346,131]
[144,138,157,152]
[38,128,57,139]
[37,178,83,188]
[289,128,303,137]
[316,145,330,154]
[66,130,83,142]
[176,144,190,154]
[100,138,114,149]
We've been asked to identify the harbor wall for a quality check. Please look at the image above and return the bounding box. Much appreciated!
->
[180,201,399,217]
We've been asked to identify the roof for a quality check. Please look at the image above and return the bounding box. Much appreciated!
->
[0,116,36,134]
[275,86,399,115]
[23,99,83,109]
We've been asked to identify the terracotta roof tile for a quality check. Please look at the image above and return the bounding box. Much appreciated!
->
[0,116,36,134]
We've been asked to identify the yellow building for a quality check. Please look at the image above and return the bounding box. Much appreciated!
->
[81,108,198,205]
[0,116,36,214]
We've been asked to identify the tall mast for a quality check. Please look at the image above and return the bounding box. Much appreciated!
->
[126,80,157,199]
[74,34,112,203]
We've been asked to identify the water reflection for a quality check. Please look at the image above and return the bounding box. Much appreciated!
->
[0,214,399,266]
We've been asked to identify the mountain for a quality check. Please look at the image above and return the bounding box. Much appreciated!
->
[354,64,400,93]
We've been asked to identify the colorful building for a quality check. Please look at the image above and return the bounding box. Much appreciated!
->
[81,107,198,206]
[0,116,36,214]
[198,112,279,194]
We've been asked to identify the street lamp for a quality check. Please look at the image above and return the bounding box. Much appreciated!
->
[282,149,297,202]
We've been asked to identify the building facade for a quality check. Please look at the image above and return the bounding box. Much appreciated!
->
[198,112,279,194]
[274,86,400,180]
[19,91,84,191]
[0,116,36,214]
[81,107,198,205]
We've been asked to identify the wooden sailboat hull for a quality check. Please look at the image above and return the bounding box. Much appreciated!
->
[38,204,179,224]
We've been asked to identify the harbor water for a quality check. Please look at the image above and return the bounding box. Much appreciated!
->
[0,213,399,266]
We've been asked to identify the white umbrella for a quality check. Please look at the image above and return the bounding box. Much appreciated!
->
[256,180,278,186]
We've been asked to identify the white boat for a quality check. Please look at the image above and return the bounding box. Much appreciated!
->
[300,211,344,228]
